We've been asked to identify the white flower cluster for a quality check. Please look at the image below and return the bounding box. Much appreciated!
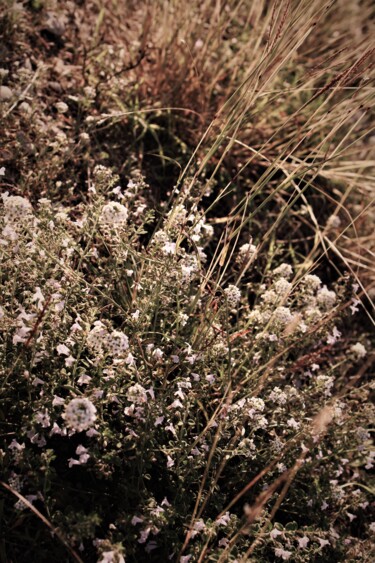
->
[106,330,129,356]
[152,229,168,244]
[188,215,214,244]
[162,204,214,248]
[2,194,33,223]
[273,278,292,296]
[93,165,116,189]
[224,284,241,308]
[86,322,109,354]
[166,204,188,229]
[316,286,337,309]
[180,257,197,283]
[317,375,335,397]
[248,265,339,340]
[100,201,128,226]
[350,342,366,358]
[86,322,129,357]
[302,274,322,292]
[269,386,288,405]
[272,263,293,279]
[237,242,257,263]
[126,383,148,405]
[247,397,265,416]
[64,398,97,431]
[273,306,294,326]
[152,229,177,255]
[1,194,34,242]
[229,397,268,430]
[260,276,292,306]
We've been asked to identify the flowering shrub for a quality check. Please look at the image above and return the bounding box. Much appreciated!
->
[0,165,373,562]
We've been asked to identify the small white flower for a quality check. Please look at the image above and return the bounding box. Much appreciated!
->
[218,538,229,547]
[298,536,310,549]
[68,447,90,467]
[31,287,45,309]
[327,326,341,345]
[35,410,51,428]
[274,547,292,560]
[8,440,25,451]
[177,312,189,326]
[32,377,45,386]
[79,132,90,144]
[98,550,125,563]
[78,374,91,385]
[153,348,163,360]
[125,352,135,365]
[56,344,70,356]
[350,298,361,315]
[131,515,144,525]
[216,512,231,526]
[191,519,206,536]
[170,399,183,409]
[52,395,65,407]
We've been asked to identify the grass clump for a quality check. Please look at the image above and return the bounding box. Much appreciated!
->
[0,1,374,562]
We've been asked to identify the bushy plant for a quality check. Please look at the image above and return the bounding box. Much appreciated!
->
[1,164,373,562]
